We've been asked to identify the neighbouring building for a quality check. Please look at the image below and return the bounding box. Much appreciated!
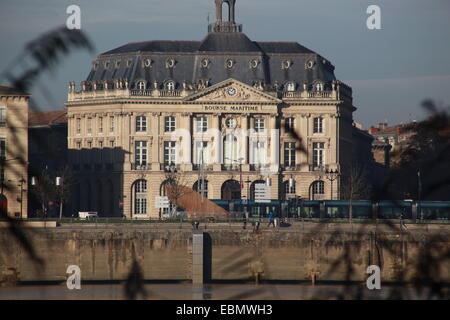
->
[369,122,414,167]
[0,85,29,218]
[65,0,368,218]
[28,109,68,217]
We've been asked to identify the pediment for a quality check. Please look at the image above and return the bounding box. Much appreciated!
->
[184,79,281,104]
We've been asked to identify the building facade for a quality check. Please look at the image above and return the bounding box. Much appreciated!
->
[66,0,359,218]
[28,110,67,217]
[0,86,29,218]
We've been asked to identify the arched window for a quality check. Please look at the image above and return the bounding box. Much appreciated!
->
[315,82,324,92]
[221,180,241,200]
[193,180,208,198]
[250,180,266,200]
[285,179,296,196]
[160,180,177,217]
[137,81,146,90]
[133,179,147,215]
[311,180,325,200]
[165,81,175,91]
[285,82,296,92]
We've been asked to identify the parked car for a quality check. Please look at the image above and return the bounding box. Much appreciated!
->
[78,212,98,220]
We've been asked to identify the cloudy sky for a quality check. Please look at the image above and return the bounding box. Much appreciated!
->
[1,0,450,127]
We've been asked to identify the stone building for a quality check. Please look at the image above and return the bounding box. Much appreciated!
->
[66,0,360,218]
[369,122,414,168]
[0,85,29,218]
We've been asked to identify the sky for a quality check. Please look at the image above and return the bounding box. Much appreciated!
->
[0,0,450,128]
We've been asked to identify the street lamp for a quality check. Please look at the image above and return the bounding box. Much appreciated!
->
[56,176,64,219]
[325,168,340,200]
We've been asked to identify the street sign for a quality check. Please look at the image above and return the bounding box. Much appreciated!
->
[155,196,170,209]
[254,184,271,203]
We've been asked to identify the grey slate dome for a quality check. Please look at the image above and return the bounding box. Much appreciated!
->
[86,0,336,91]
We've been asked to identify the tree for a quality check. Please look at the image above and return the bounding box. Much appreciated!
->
[341,163,372,221]
[32,173,55,218]
[55,166,74,219]
[163,166,190,217]
[390,100,450,200]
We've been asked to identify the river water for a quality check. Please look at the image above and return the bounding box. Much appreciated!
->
[0,283,437,300]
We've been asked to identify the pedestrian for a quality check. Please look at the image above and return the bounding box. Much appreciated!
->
[400,212,408,231]
[243,211,248,230]
[267,212,275,228]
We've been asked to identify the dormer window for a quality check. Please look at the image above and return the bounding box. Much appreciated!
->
[315,82,324,91]
[115,60,121,69]
[104,61,110,69]
[137,81,146,90]
[201,59,210,68]
[250,59,259,69]
[166,58,176,68]
[165,81,175,91]
[126,60,132,68]
[285,82,296,92]
[306,60,315,69]
[225,59,235,69]
[143,58,152,68]
[282,60,293,70]
[93,62,99,71]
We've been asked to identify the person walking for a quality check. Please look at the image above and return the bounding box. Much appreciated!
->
[267,212,275,228]
[400,212,408,231]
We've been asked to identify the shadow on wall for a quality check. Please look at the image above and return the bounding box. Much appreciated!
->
[66,147,126,218]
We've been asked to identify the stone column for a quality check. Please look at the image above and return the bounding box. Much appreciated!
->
[269,115,279,172]
[151,113,160,170]
[241,114,249,165]
[212,115,221,171]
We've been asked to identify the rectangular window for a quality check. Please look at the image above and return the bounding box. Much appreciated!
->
[76,141,81,149]
[312,142,325,169]
[196,116,208,133]
[313,117,323,133]
[136,116,147,132]
[164,116,175,132]
[99,140,103,148]
[0,138,6,160]
[252,141,266,165]
[135,141,148,166]
[195,141,208,164]
[164,141,176,165]
[110,140,115,148]
[110,116,115,133]
[76,118,81,134]
[87,118,92,134]
[135,180,147,215]
[98,117,103,133]
[285,117,295,133]
[284,142,296,168]
[0,108,6,127]
[254,118,265,133]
